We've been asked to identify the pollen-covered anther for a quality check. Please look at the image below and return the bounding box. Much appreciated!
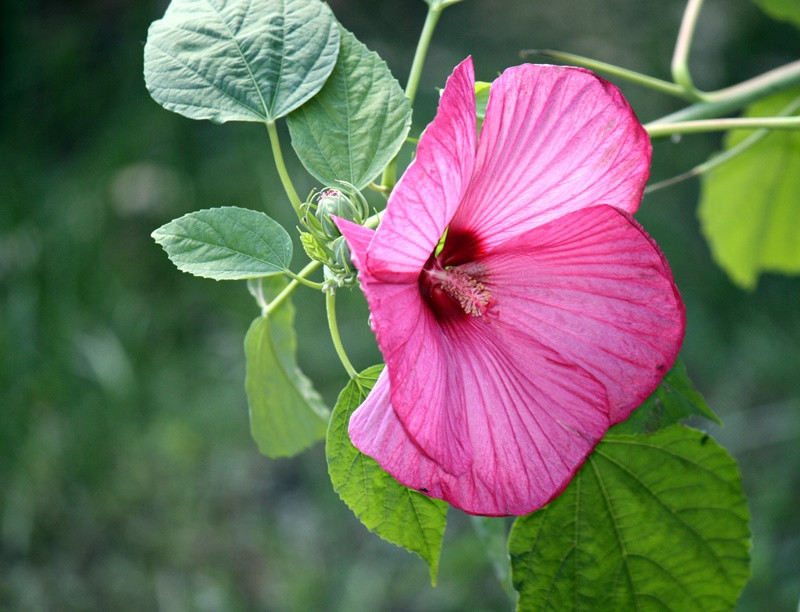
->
[441,267,493,317]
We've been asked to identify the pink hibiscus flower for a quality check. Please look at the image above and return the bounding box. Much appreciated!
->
[335,57,685,516]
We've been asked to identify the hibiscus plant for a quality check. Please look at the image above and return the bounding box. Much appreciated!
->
[144,0,800,608]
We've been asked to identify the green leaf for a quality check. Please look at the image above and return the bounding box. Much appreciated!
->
[611,358,721,435]
[151,206,292,280]
[245,278,329,458]
[509,426,751,611]
[326,365,448,585]
[751,0,800,27]
[699,90,800,288]
[286,27,411,190]
[144,0,340,123]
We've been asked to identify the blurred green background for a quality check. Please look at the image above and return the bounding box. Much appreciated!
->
[1,0,798,609]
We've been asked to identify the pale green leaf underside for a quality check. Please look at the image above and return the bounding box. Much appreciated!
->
[326,366,447,585]
[699,90,800,288]
[611,358,721,435]
[751,0,800,27]
[144,0,340,123]
[509,426,750,611]
[245,279,329,458]
[287,26,411,189]
[151,206,292,280]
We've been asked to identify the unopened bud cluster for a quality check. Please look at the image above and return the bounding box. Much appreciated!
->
[299,184,369,291]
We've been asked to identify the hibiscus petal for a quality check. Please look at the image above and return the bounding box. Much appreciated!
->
[365,57,477,281]
[352,266,474,477]
[451,64,651,249]
[483,204,685,423]
[349,333,609,516]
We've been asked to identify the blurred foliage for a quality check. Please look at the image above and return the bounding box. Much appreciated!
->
[1,0,798,609]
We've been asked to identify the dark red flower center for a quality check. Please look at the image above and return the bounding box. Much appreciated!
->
[419,228,494,322]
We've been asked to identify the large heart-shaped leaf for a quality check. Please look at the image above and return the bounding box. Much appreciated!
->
[144,0,340,123]
[699,90,800,288]
[509,426,751,611]
[152,206,292,280]
[326,366,448,585]
[287,27,411,189]
[245,278,329,458]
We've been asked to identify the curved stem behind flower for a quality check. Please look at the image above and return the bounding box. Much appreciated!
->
[520,49,691,100]
[266,120,303,218]
[653,59,800,125]
[646,116,800,138]
[645,94,800,193]
[671,0,706,99]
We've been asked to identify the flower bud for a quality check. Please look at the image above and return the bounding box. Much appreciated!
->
[313,184,369,240]
[299,183,367,291]
[331,235,352,272]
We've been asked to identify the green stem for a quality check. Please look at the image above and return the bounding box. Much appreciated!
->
[285,270,324,290]
[646,115,800,138]
[266,120,303,218]
[652,59,800,124]
[263,211,385,319]
[404,6,443,107]
[266,261,321,317]
[645,94,800,193]
[671,0,705,98]
[381,3,445,191]
[326,289,359,379]
[521,49,691,99]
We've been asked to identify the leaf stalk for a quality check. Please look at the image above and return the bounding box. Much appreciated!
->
[266,261,321,317]
[266,120,303,218]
